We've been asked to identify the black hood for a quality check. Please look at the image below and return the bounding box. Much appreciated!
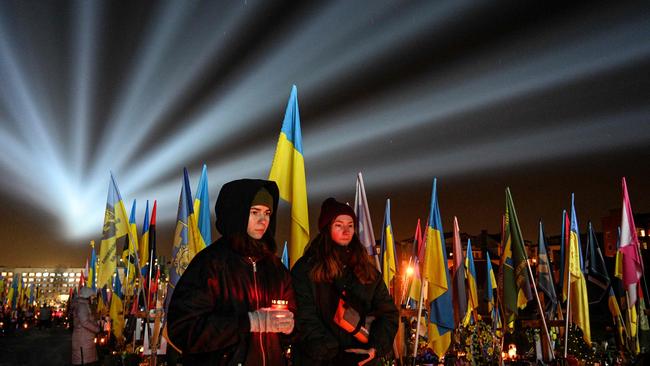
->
[215,179,279,242]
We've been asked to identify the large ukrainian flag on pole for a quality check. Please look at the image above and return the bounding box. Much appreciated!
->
[563,194,591,345]
[269,85,309,268]
[98,173,132,289]
[422,178,454,358]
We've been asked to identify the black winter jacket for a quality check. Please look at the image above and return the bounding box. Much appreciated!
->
[291,254,398,366]
[167,179,295,366]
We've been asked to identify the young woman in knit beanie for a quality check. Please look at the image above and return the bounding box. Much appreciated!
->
[291,197,398,366]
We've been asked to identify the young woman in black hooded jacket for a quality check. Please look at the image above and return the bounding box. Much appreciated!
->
[167,179,295,366]
[291,198,398,366]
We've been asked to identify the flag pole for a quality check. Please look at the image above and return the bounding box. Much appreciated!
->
[525,258,555,360]
[413,279,427,365]
[564,265,572,358]
[624,291,635,350]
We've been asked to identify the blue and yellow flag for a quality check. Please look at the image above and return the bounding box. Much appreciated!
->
[8,276,19,309]
[166,168,202,311]
[98,173,132,289]
[563,194,591,345]
[268,85,309,268]
[110,269,125,341]
[463,239,478,326]
[194,164,212,248]
[380,199,397,293]
[139,200,150,274]
[122,199,140,293]
[486,251,500,331]
[89,240,97,291]
[422,178,454,358]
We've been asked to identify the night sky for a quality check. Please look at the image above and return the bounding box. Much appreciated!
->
[1,0,649,268]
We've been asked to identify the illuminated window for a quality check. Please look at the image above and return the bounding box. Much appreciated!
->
[1,272,6,276]
[36,273,42,277]
[28,278,34,282]
[29,273,34,277]
[43,273,49,277]
[68,278,76,283]
[63,273,68,277]
[75,273,81,277]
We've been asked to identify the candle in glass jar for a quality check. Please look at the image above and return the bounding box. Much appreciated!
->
[271,300,288,310]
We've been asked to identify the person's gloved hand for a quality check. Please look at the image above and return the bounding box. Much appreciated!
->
[248,308,294,334]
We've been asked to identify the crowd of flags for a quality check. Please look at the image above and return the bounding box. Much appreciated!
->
[0,84,647,362]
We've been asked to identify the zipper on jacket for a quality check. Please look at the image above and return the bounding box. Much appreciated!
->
[249,257,259,309]
[248,257,265,366]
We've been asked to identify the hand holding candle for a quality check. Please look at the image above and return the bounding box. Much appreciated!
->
[248,300,294,334]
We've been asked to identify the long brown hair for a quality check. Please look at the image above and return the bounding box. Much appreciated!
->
[306,227,378,285]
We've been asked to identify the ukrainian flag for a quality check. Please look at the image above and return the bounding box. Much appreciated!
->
[563,194,591,345]
[381,199,397,292]
[122,200,140,293]
[463,239,478,326]
[486,252,501,331]
[97,173,131,289]
[194,164,212,249]
[268,85,309,268]
[422,179,454,358]
[110,269,125,341]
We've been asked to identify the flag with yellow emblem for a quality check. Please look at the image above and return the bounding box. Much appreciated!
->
[97,173,132,289]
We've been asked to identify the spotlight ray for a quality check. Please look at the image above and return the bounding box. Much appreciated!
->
[69,0,100,180]
[307,109,650,196]
[303,18,650,158]
[89,1,197,185]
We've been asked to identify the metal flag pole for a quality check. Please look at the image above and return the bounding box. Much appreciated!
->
[413,279,427,366]
[564,265,572,358]
[525,258,555,361]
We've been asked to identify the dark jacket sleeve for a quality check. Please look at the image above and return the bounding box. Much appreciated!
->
[367,276,399,357]
[167,250,250,354]
[291,258,339,360]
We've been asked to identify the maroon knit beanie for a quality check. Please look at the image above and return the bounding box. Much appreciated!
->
[318,197,357,232]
